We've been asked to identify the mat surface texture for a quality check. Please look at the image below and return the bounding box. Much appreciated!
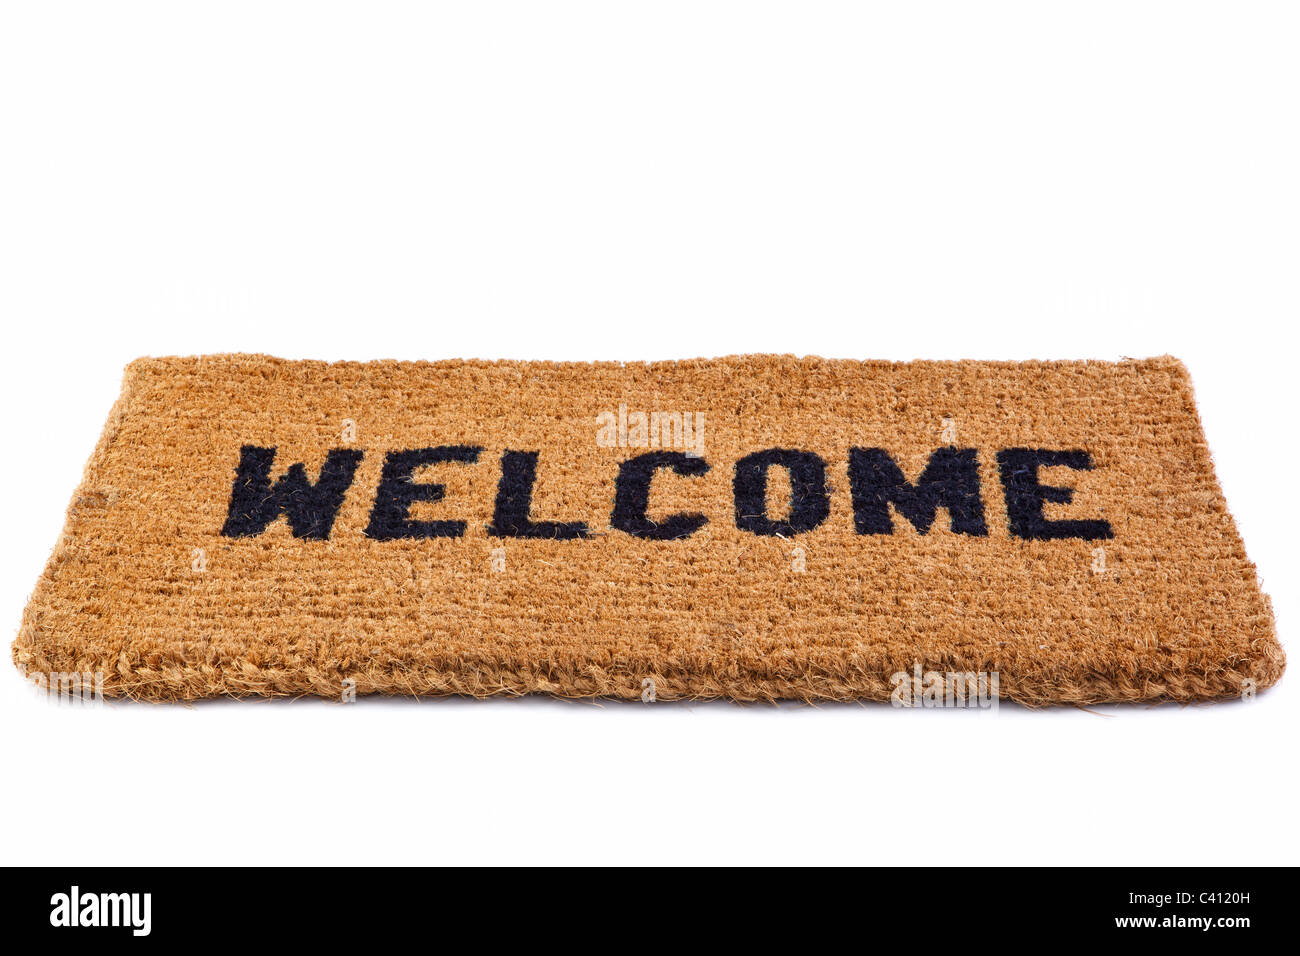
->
[14,355,1283,704]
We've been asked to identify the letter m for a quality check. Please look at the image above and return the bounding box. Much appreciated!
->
[100,894,129,927]
[221,445,363,539]
[848,447,987,535]
[650,411,683,448]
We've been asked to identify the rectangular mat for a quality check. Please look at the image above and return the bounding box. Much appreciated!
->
[15,354,1283,704]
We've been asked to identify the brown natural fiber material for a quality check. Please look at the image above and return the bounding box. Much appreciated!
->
[13,354,1283,704]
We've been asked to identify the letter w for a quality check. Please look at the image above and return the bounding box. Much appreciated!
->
[221,445,364,539]
[848,447,987,535]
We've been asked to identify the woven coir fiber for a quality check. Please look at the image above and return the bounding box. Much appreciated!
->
[13,354,1283,704]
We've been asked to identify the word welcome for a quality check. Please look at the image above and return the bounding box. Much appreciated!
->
[50,886,151,937]
[221,445,1114,542]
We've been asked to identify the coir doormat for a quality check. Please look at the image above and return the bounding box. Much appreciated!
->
[14,354,1283,704]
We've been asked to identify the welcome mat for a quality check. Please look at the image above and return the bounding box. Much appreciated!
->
[14,354,1283,704]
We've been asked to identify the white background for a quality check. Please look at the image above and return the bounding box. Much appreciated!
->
[1,2,1295,865]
